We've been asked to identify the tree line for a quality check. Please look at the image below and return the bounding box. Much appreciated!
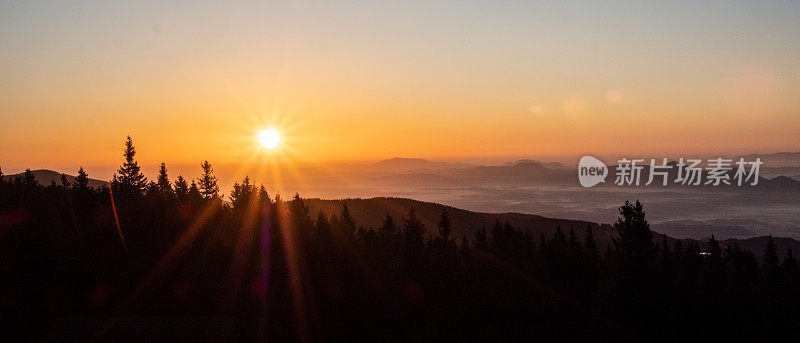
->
[1,137,799,341]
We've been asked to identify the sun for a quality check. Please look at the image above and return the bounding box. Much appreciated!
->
[258,129,281,149]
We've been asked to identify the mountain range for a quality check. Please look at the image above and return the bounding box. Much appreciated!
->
[368,157,800,189]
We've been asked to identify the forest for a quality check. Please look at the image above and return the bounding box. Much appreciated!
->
[2,137,799,341]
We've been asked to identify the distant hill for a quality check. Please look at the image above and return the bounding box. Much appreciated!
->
[369,154,800,186]
[502,159,569,169]
[305,197,612,247]
[717,236,800,261]
[738,152,800,168]
[653,219,757,240]
[370,158,474,172]
[370,161,576,185]
[455,161,573,182]
[3,169,108,189]
[756,175,800,191]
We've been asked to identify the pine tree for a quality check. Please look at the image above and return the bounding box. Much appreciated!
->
[707,234,723,260]
[23,168,37,187]
[611,200,658,321]
[763,235,782,290]
[197,160,219,200]
[583,225,601,301]
[257,185,271,204]
[112,136,148,193]
[539,232,547,255]
[73,167,89,189]
[584,225,599,266]
[764,235,778,268]
[380,213,398,240]
[315,210,331,234]
[660,234,672,263]
[338,203,357,238]
[437,206,452,241]
[188,180,203,204]
[289,193,313,238]
[146,181,159,195]
[782,246,797,272]
[230,176,255,209]
[673,239,685,259]
[568,227,582,256]
[474,227,489,251]
[613,200,657,265]
[174,175,189,201]
[551,226,567,256]
[156,163,173,198]
[402,207,426,273]
[490,219,504,254]
[60,173,69,188]
[703,234,726,295]
[459,235,471,255]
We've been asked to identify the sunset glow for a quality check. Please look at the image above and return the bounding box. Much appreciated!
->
[1,2,799,174]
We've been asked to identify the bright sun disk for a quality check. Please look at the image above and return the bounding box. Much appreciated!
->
[258,129,281,149]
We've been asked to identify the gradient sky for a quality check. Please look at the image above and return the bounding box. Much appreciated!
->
[2,0,799,174]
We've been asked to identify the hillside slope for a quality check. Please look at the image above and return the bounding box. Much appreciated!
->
[304,197,800,258]
[304,197,614,245]
[3,169,108,188]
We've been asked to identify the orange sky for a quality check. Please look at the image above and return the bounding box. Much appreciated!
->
[1,1,799,174]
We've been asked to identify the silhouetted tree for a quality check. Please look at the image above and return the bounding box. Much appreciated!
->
[337,203,357,240]
[156,163,173,199]
[402,207,426,274]
[174,175,189,201]
[230,176,255,209]
[783,247,798,273]
[257,185,271,204]
[197,160,219,200]
[315,211,332,240]
[584,225,599,267]
[567,227,582,256]
[611,200,658,326]
[474,227,489,251]
[73,167,89,189]
[188,180,203,205]
[582,225,601,304]
[660,234,672,264]
[764,236,778,268]
[613,200,656,263]
[763,235,782,290]
[437,207,452,241]
[489,220,505,255]
[22,168,37,187]
[379,213,399,240]
[458,235,471,260]
[112,136,147,193]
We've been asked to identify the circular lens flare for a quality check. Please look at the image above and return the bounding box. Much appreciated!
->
[258,129,281,149]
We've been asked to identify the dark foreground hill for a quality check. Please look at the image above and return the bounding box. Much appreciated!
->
[304,196,800,259]
[3,169,108,189]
